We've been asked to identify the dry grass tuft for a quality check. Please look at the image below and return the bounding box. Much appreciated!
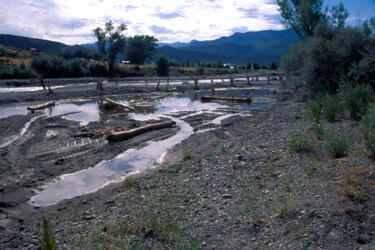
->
[337,162,375,202]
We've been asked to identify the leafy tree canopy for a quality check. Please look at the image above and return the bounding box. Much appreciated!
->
[126,35,158,65]
[94,21,127,75]
[156,55,169,76]
[277,0,348,40]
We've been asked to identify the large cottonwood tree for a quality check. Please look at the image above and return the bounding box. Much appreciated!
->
[94,21,127,75]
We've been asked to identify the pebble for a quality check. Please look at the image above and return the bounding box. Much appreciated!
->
[222,194,232,199]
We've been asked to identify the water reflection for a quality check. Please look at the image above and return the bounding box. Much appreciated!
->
[31,118,193,206]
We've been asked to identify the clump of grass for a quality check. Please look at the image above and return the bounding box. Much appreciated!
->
[306,96,323,122]
[339,83,374,120]
[302,163,317,176]
[337,162,374,202]
[272,171,299,218]
[288,126,315,153]
[183,151,192,161]
[321,94,344,122]
[361,104,375,158]
[326,130,351,158]
[39,217,57,250]
[123,177,136,189]
[77,187,200,249]
[312,123,325,140]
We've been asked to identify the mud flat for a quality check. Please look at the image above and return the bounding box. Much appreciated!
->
[2,79,373,249]
[0,83,277,247]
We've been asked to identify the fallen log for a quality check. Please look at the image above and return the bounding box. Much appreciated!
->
[107,120,177,142]
[201,96,252,103]
[27,102,55,112]
[104,98,135,111]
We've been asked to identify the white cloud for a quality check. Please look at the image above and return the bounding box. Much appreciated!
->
[0,0,283,44]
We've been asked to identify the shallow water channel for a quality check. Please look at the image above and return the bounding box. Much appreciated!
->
[1,88,274,206]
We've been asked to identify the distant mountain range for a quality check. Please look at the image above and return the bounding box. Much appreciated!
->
[0,30,299,65]
[0,34,96,56]
[153,30,299,65]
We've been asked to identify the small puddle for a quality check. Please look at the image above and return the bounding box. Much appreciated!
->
[50,102,100,125]
[0,106,28,119]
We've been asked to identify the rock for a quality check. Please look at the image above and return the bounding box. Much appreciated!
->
[235,154,245,161]
[83,215,95,220]
[105,200,116,205]
[357,234,371,244]
[144,229,157,239]
[222,194,232,199]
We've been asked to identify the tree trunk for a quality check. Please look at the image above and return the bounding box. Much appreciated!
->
[201,96,251,103]
[107,120,176,142]
[27,102,55,112]
[104,98,135,111]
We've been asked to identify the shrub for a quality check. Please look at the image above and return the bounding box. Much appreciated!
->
[39,217,57,250]
[89,63,108,76]
[339,83,374,120]
[361,104,375,157]
[326,131,351,158]
[0,64,32,79]
[281,24,371,93]
[321,94,344,122]
[306,95,324,122]
[288,126,315,152]
[156,55,169,76]
[31,55,89,78]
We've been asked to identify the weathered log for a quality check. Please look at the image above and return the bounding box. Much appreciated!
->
[104,98,135,111]
[107,120,177,142]
[27,102,55,112]
[201,96,252,103]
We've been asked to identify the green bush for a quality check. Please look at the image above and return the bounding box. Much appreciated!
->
[89,63,108,76]
[307,95,324,122]
[339,83,374,120]
[31,55,89,78]
[281,24,371,93]
[326,131,351,158]
[0,64,32,79]
[39,217,57,250]
[361,104,375,157]
[156,55,169,76]
[288,127,315,152]
[321,94,344,122]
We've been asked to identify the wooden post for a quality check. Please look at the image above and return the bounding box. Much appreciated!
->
[229,75,235,87]
[156,80,161,90]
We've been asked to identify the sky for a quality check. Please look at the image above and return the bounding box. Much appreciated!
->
[0,0,374,45]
